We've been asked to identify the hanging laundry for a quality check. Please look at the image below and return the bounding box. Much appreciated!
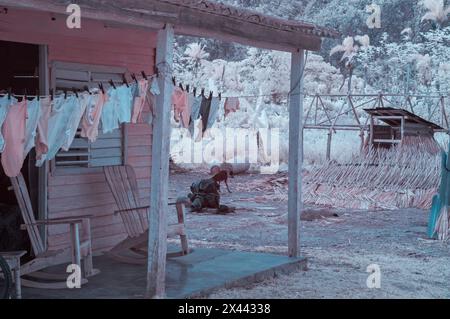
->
[0,95,18,153]
[199,96,212,134]
[23,97,41,157]
[188,95,202,137]
[1,99,27,177]
[116,84,133,124]
[207,97,220,129]
[36,95,80,167]
[172,87,190,128]
[35,97,51,162]
[131,79,149,123]
[101,87,120,134]
[194,119,203,143]
[150,77,160,96]
[224,97,240,117]
[80,91,107,143]
[146,77,161,126]
[62,93,88,151]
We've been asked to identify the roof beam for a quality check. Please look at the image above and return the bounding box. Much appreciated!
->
[0,0,323,51]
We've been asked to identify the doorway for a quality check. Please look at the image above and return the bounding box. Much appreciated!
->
[0,40,41,254]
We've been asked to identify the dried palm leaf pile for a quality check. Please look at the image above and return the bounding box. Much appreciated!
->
[304,136,441,210]
[256,136,441,210]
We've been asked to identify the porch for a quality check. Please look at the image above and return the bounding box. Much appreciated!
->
[21,248,306,299]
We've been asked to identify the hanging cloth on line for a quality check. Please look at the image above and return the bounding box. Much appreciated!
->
[36,95,81,167]
[188,94,202,137]
[145,77,161,126]
[80,91,107,143]
[35,97,51,162]
[224,97,240,117]
[1,99,27,177]
[116,84,134,124]
[23,97,41,157]
[199,96,212,134]
[131,79,149,123]
[207,97,220,129]
[102,88,120,134]
[62,93,89,151]
[0,95,18,153]
[172,87,190,128]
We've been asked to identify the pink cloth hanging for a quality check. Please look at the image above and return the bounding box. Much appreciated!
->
[80,92,107,143]
[172,87,190,128]
[224,97,240,117]
[131,79,149,123]
[1,100,27,177]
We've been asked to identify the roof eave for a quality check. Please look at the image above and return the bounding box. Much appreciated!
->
[0,0,335,52]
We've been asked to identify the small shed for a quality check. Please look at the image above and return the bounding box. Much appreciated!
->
[0,0,339,298]
[364,107,445,151]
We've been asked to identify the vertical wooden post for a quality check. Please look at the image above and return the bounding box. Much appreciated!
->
[288,49,305,258]
[38,44,49,249]
[369,115,375,147]
[146,24,174,299]
[326,131,332,161]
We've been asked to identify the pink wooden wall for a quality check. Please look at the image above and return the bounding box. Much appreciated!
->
[0,8,156,253]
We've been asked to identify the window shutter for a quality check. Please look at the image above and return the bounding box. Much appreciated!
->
[51,61,127,169]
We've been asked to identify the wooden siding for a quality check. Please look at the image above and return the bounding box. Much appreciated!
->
[0,8,155,253]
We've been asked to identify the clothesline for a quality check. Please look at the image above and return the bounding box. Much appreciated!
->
[0,91,308,100]
[0,75,160,178]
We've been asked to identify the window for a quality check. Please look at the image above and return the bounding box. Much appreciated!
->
[55,128,124,168]
[51,61,127,169]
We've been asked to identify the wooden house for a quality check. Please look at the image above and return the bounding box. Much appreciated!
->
[0,0,338,297]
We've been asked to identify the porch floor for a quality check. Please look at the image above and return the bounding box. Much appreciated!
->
[21,248,307,299]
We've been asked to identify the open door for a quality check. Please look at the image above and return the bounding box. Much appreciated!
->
[0,40,48,255]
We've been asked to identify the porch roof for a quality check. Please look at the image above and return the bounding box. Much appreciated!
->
[0,0,339,52]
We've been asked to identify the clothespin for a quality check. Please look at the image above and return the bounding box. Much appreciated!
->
[209,91,213,100]
[193,87,197,97]
[172,76,177,86]
[50,89,54,100]
[23,89,27,100]
[154,66,159,76]
[72,87,79,98]
[219,93,222,101]
[201,88,205,97]
[122,75,129,88]
[186,85,190,93]
[141,71,148,80]
[7,87,11,100]
[63,89,67,99]
[98,83,105,94]
[84,85,91,95]
[179,83,184,91]
[109,80,116,90]
[131,73,138,84]
[36,89,40,101]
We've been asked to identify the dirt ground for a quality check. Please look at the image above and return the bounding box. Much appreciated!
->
[169,170,450,299]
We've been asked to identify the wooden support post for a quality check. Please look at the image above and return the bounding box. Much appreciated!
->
[369,116,375,147]
[359,129,365,155]
[146,24,174,299]
[326,131,332,161]
[38,44,49,249]
[288,49,305,258]
[440,96,449,130]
